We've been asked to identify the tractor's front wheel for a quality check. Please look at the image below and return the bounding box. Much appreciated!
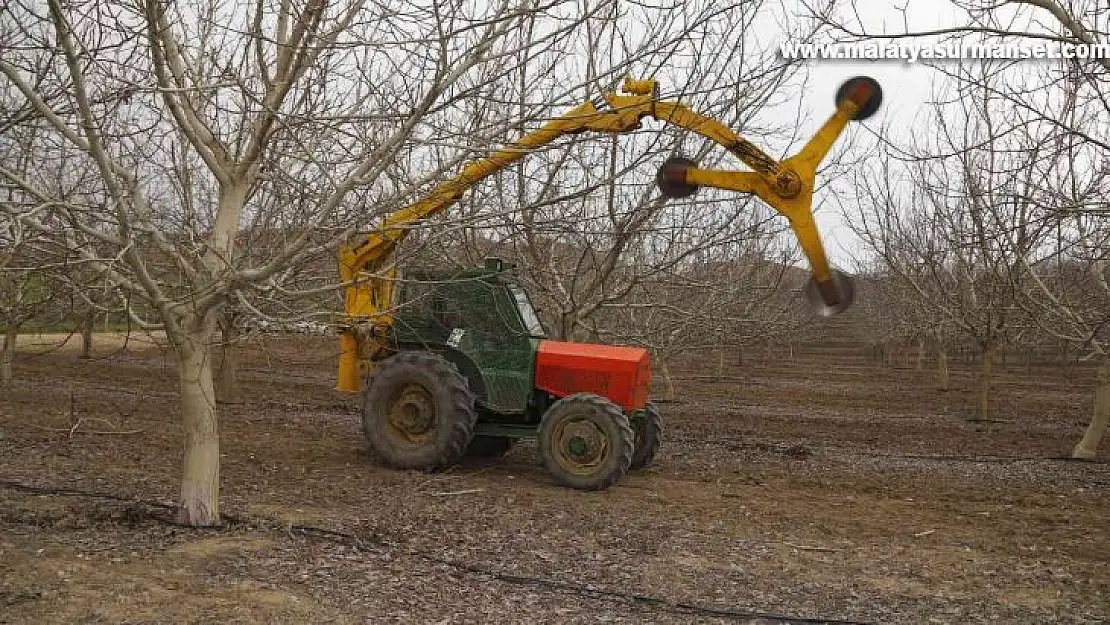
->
[630,402,663,470]
[362,351,476,470]
[538,393,634,490]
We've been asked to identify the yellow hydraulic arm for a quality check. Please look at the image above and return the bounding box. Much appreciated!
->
[337,76,882,391]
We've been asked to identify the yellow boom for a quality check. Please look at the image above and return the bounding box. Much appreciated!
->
[337,77,880,391]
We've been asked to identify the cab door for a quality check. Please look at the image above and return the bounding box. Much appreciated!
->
[443,280,535,413]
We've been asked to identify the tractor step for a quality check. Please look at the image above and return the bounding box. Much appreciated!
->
[473,422,538,440]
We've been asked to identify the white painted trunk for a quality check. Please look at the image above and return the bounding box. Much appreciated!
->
[176,330,221,525]
[1,325,15,384]
[1073,362,1110,459]
[166,160,245,526]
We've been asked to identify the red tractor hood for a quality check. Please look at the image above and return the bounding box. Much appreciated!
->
[534,340,652,411]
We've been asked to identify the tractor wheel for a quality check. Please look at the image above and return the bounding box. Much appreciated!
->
[362,351,476,471]
[465,435,515,458]
[630,402,663,470]
[538,393,634,491]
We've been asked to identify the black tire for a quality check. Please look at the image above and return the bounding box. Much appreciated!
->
[465,435,515,458]
[362,351,476,470]
[538,393,634,491]
[803,268,856,318]
[630,402,663,470]
[656,156,700,198]
[835,76,882,120]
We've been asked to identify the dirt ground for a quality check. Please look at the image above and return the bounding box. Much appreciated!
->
[1,329,1107,624]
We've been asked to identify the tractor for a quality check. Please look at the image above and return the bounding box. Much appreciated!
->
[336,76,883,489]
[363,259,661,489]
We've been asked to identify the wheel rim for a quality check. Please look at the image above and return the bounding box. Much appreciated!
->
[387,383,437,444]
[552,416,610,475]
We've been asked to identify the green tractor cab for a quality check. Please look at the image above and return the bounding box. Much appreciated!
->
[360,258,662,490]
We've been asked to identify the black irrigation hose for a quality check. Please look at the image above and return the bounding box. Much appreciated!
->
[0,480,176,510]
[1,479,878,625]
[408,551,877,625]
[666,433,1110,465]
[861,453,1110,465]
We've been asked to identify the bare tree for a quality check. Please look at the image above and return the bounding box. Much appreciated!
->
[1008,82,1109,456]
[0,0,653,524]
[0,220,57,384]
[0,120,67,383]
[816,0,1108,448]
[846,66,1054,418]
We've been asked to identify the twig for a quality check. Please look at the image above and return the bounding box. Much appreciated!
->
[429,488,484,497]
[913,529,936,538]
[783,542,842,552]
[28,423,145,436]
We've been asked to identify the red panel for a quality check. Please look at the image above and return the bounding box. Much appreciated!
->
[534,340,652,411]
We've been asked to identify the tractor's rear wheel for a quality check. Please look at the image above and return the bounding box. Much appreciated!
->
[630,402,663,470]
[465,435,515,458]
[538,393,634,491]
[362,351,476,470]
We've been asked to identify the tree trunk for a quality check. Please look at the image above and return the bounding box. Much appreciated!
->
[80,309,95,359]
[1,325,16,385]
[216,318,239,402]
[975,340,997,418]
[936,346,949,391]
[1073,362,1110,459]
[657,357,676,402]
[170,179,248,526]
[175,328,221,526]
